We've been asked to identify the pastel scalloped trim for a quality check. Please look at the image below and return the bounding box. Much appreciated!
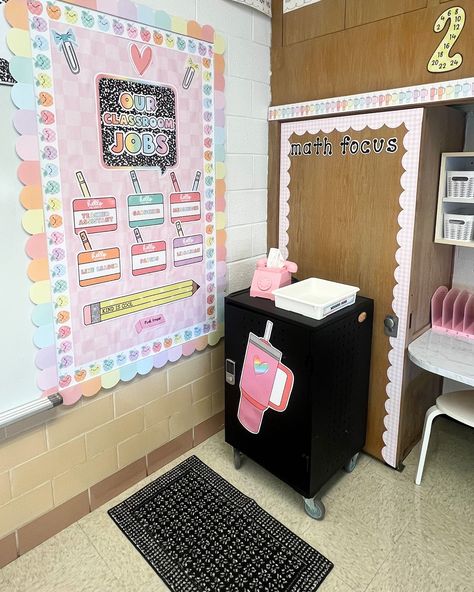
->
[8,0,226,405]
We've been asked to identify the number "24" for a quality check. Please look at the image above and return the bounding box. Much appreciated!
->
[427,7,466,73]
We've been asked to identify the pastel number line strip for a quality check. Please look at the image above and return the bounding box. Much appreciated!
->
[268,78,474,121]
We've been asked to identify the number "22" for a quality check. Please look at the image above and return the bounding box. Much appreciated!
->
[427,7,466,73]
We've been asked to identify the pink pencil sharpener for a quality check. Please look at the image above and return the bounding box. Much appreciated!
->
[250,258,298,301]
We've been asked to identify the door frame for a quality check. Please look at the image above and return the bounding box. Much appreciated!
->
[278,109,424,467]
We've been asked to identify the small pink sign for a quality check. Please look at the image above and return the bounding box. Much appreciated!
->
[135,313,166,334]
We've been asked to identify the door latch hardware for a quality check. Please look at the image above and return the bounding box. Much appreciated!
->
[225,359,236,385]
[383,314,399,338]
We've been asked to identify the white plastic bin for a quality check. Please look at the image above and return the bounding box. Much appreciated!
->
[447,171,474,199]
[443,212,474,241]
[273,278,359,320]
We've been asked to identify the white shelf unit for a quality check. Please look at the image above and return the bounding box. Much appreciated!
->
[435,153,474,248]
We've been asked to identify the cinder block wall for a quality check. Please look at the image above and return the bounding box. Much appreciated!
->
[0,0,270,555]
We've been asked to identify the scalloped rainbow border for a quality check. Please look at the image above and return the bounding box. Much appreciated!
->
[6,0,226,405]
[279,110,424,468]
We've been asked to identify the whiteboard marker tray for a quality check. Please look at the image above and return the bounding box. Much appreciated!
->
[273,278,359,320]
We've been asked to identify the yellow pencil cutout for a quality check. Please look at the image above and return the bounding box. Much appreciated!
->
[75,171,91,197]
[83,280,200,325]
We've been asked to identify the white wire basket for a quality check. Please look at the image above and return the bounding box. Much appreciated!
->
[447,171,474,199]
[444,212,474,241]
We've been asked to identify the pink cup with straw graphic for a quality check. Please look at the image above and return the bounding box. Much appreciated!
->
[238,321,294,434]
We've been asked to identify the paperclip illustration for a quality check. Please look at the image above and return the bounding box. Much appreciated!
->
[238,321,294,434]
[182,58,198,89]
[52,29,80,74]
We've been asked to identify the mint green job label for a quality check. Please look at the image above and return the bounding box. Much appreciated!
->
[128,193,164,228]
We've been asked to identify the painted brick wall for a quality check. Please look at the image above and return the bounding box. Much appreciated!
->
[0,0,270,541]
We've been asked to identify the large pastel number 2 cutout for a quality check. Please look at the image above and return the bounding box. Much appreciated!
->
[427,7,466,73]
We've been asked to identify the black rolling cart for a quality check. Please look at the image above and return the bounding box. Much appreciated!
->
[224,289,373,519]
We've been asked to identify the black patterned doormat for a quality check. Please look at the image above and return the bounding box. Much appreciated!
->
[108,456,333,591]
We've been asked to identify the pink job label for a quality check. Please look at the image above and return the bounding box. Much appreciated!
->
[173,235,203,267]
[131,241,166,275]
[170,192,201,223]
[73,198,117,234]
[135,313,166,333]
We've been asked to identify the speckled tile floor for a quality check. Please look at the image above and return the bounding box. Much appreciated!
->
[1,416,473,591]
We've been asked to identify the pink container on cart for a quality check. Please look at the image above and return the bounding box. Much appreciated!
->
[250,257,298,301]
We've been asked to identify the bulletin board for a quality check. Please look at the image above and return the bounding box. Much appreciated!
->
[6,0,226,405]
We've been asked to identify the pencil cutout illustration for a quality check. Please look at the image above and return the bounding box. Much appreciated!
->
[83,280,200,324]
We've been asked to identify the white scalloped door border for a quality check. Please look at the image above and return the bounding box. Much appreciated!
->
[279,109,424,467]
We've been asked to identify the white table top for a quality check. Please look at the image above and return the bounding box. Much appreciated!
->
[408,329,474,387]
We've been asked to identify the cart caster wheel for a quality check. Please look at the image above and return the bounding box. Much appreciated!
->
[344,453,360,473]
[303,497,325,520]
[233,448,243,470]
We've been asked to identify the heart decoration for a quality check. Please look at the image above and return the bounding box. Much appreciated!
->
[130,43,152,76]
[253,356,269,375]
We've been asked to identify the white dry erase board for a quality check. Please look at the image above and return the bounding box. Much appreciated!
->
[0,82,40,413]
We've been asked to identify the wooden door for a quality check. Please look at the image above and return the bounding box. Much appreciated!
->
[279,110,423,464]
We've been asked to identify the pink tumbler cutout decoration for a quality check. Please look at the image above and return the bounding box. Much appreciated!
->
[250,258,298,301]
[238,321,294,434]
[431,286,474,338]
